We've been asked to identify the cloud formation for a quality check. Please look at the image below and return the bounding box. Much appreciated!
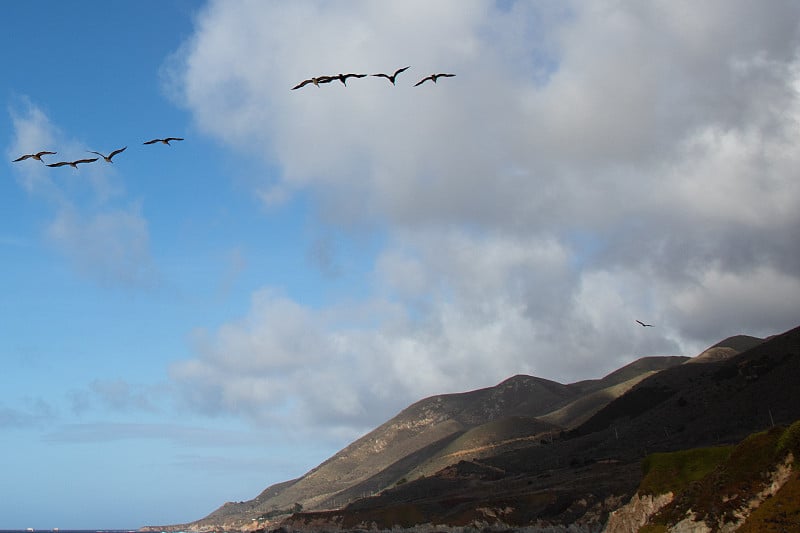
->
[167,0,800,439]
[7,99,157,287]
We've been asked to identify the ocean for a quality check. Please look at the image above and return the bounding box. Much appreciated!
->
[0,530,140,533]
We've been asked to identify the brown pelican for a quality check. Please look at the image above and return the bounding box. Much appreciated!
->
[636,320,655,327]
[46,158,99,168]
[88,146,127,162]
[332,73,367,86]
[414,73,456,86]
[372,66,410,85]
[143,137,184,145]
[291,76,333,90]
[13,151,56,162]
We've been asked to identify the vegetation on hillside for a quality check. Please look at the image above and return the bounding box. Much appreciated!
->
[640,422,799,532]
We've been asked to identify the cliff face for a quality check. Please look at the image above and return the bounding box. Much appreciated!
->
[604,492,674,533]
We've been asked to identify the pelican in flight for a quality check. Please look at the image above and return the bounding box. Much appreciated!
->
[636,320,655,327]
[47,158,98,168]
[414,73,456,86]
[88,146,127,162]
[13,151,56,162]
[291,76,333,90]
[332,73,367,86]
[372,66,410,85]
[143,137,184,145]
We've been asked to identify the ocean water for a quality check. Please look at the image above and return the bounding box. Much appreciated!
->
[0,530,139,533]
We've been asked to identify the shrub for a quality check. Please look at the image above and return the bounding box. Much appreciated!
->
[776,419,800,457]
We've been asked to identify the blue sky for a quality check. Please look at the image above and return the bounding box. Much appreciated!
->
[3,0,800,529]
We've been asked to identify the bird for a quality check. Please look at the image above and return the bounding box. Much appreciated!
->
[143,137,184,145]
[636,320,655,327]
[88,146,127,162]
[291,76,333,90]
[414,73,456,86]
[46,158,98,168]
[372,66,410,85]
[13,151,56,162]
[331,73,367,86]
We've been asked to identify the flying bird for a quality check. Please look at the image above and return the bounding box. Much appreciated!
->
[636,320,655,327]
[143,137,184,145]
[372,66,410,85]
[291,76,333,90]
[332,73,367,86]
[13,151,56,162]
[414,73,456,87]
[88,146,127,162]
[46,158,98,168]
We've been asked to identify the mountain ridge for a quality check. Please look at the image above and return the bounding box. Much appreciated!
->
[144,328,800,532]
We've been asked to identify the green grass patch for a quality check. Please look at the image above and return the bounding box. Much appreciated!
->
[639,445,733,496]
[776,419,800,457]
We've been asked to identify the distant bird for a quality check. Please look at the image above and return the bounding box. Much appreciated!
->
[372,66,410,85]
[291,76,333,90]
[46,158,98,168]
[636,320,655,327]
[332,73,367,86]
[143,137,184,145]
[414,73,456,87]
[13,151,56,162]
[88,146,127,162]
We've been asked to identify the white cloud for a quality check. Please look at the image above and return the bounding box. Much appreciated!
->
[166,1,800,436]
[47,203,156,287]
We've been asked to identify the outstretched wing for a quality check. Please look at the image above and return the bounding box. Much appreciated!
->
[47,161,71,167]
[164,138,184,143]
[143,139,161,145]
[292,78,313,90]
[414,75,433,87]
[13,154,33,162]
[109,146,128,158]
[394,66,411,77]
[74,158,98,165]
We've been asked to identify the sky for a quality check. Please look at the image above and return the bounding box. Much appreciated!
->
[2,0,799,529]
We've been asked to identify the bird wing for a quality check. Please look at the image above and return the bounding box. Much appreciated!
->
[47,161,70,167]
[394,66,411,76]
[165,138,184,142]
[109,146,128,158]
[372,73,391,79]
[36,151,56,157]
[438,73,456,78]
[87,150,105,157]
[13,154,33,162]
[292,79,312,89]
[74,158,98,165]
[143,139,161,144]
[414,76,433,86]
[636,320,646,326]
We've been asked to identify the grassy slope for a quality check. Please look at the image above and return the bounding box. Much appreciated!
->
[639,421,800,532]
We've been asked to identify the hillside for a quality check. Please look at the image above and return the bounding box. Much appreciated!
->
[607,420,800,531]
[142,327,800,532]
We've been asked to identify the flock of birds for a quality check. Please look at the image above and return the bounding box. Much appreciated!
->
[292,66,455,90]
[12,137,183,168]
[12,73,658,332]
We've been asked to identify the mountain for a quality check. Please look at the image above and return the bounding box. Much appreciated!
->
[145,327,800,531]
